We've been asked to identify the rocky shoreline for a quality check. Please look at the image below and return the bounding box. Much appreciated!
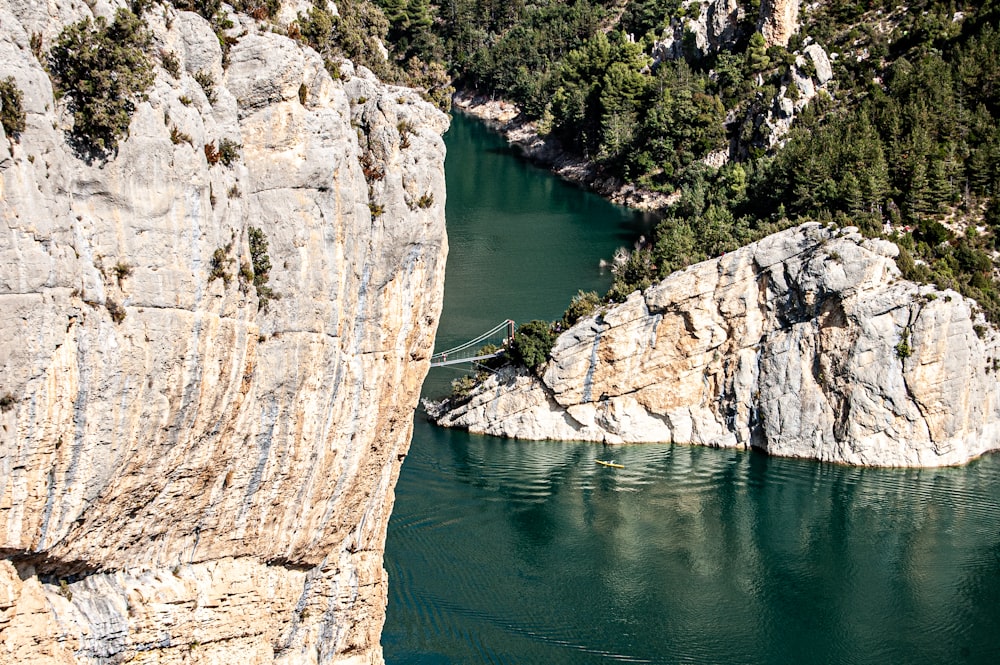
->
[429,223,1000,467]
[452,90,679,211]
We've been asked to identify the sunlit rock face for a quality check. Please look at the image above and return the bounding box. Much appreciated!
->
[759,0,801,48]
[431,224,1000,468]
[653,0,801,59]
[0,1,448,663]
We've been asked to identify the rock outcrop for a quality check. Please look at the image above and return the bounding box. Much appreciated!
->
[0,2,447,663]
[429,224,1000,467]
[759,0,801,48]
[764,41,834,148]
[654,0,800,60]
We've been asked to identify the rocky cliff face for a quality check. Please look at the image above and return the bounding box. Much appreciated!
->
[0,2,448,663]
[430,224,1000,467]
[654,0,800,60]
[758,0,800,48]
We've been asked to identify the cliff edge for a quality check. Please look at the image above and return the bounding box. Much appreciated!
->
[430,224,1000,467]
[0,1,447,663]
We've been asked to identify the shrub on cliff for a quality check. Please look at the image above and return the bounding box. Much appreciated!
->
[0,77,26,140]
[248,227,278,311]
[510,320,556,374]
[296,0,395,82]
[49,9,153,157]
[562,290,602,327]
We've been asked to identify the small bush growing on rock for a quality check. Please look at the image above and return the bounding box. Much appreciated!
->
[298,83,308,105]
[194,70,217,103]
[168,0,222,18]
[130,0,154,15]
[397,119,415,149]
[359,152,384,182]
[416,192,434,209]
[209,246,232,285]
[238,260,254,292]
[895,328,912,359]
[113,261,132,286]
[30,32,44,61]
[106,299,127,324]
[204,142,220,165]
[248,227,278,311]
[170,126,192,145]
[0,77,26,140]
[369,202,385,218]
[48,9,154,157]
[561,290,602,327]
[161,50,181,78]
[231,0,281,20]
[450,375,478,400]
[217,138,241,166]
[510,320,557,374]
[0,392,17,412]
[178,95,193,106]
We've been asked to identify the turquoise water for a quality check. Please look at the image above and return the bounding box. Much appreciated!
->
[382,114,1000,664]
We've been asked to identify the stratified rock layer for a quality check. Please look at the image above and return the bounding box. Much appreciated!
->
[431,224,1000,467]
[0,2,447,663]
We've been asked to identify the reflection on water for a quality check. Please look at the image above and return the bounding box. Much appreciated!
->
[386,430,1000,664]
[383,114,1000,664]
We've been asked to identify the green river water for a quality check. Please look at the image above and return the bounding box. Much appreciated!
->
[381,113,1000,664]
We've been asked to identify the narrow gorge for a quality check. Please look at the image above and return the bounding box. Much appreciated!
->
[0,1,447,662]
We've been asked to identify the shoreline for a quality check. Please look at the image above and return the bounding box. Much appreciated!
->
[451,90,679,212]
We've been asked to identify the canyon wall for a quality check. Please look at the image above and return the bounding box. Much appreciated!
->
[430,224,1000,467]
[0,1,447,663]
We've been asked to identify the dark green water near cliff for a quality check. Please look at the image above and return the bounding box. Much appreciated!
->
[382,114,1000,664]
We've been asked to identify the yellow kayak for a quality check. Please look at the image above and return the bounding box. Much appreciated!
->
[595,460,624,469]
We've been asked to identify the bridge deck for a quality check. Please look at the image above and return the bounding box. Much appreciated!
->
[428,320,515,368]
[429,352,506,368]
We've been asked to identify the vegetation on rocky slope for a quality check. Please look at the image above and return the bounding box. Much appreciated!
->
[29,0,1000,370]
[406,0,1000,377]
[48,8,154,156]
[0,76,26,140]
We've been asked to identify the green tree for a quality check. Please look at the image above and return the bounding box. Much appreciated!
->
[49,9,154,156]
[0,77,26,139]
[745,32,770,75]
[510,320,557,373]
[248,226,277,310]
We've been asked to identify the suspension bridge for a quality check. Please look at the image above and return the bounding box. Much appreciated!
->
[429,320,515,368]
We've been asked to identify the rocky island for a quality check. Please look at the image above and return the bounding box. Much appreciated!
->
[429,223,1000,467]
[0,1,447,662]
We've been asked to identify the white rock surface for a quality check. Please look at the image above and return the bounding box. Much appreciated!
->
[654,0,800,59]
[803,42,834,84]
[431,224,1000,467]
[759,0,801,48]
[0,2,448,663]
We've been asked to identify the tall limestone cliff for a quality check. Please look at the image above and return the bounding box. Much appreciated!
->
[0,1,448,663]
[430,224,1000,467]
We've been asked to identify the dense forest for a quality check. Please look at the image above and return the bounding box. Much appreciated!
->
[358,0,1000,329]
[118,2,1000,330]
